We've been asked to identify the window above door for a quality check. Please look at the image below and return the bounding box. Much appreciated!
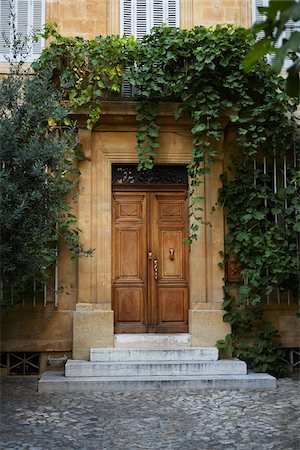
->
[0,0,45,62]
[252,0,299,70]
[120,0,180,38]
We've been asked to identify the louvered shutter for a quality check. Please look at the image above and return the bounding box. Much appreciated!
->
[121,0,133,37]
[0,0,11,56]
[17,0,30,60]
[280,17,300,69]
[152,0,164,27]
[0,0,44,61]
[32,0,44,57]
[136,0,149,38]
[253,0,299,69]
[281,18,300,47]
[121,0,179,39]
[120,0,179,97]
[253,0,269,40]
[17,0,29,37]
[120,0,150,38]
[152,0,179,28]
[166,0,179,27]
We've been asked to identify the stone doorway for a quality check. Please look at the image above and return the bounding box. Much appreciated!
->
[112,187,189,333]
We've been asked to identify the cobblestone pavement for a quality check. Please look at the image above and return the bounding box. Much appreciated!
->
[0,375,299,450]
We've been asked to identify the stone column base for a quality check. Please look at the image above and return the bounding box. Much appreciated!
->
[189,309,231,347]
[73,304,114,360]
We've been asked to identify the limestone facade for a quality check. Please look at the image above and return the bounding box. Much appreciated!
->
[1,0,298,366]
[45,0,253,37]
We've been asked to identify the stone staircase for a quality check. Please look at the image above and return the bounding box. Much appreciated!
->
[38,334,276,392]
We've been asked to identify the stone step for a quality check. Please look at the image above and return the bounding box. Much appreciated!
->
[38,370,277,393]
[65,358,247,377]
[114,333,192,348]
[90,347,218,362]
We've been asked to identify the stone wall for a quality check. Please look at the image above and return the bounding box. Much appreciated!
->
[1,0,298,359]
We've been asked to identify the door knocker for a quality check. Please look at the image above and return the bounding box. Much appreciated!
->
[169,248,175,260]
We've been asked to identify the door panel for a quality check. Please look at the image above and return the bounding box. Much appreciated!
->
[152,193,189,332]
[112,190,189,333]
[158,288,188,323]
[160,230,184,279]
[115,287,144,322]
[116,229,143,281]
[113,193,147,333]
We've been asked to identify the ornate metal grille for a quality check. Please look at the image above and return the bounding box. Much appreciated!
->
[250,151,299,307]
[112,164,188,185]
[0,352,40,375]
[281,348,300,369]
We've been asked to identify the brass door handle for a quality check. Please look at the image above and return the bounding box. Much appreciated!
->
[153,259,158,280]
[169,248,175,260]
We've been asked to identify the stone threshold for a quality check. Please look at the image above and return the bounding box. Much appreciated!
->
[113,333,192,348]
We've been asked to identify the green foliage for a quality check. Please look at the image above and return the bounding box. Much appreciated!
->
[244,0,300,97]
[0,64,92,307]
[33,24,299,375]
[33,24,136,129]
[217,153,299,377]
[217,326,288,377]
[220,158,299,295]
[35,24,297,243]
[135,102,160,169]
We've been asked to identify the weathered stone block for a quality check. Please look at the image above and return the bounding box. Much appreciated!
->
[73,308,114,360]
[189,309,231,347]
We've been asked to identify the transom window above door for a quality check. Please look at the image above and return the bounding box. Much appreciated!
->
[112,164,188,186]
[120,0,180,38]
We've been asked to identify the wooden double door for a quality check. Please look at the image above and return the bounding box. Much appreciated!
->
[112,189,189,333]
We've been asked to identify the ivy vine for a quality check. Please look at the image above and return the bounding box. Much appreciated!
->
[217,154,299,376]
[33,24,299,375]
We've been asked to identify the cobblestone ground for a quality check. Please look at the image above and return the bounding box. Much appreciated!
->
[0,375,299,450]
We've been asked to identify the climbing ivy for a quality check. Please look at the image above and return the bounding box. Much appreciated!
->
[34,25,297,239]
[34,23,136,128]
[33,24,299,375]
[217,154,299,376]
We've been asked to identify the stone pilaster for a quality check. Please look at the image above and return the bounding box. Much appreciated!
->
[106,0,120,35]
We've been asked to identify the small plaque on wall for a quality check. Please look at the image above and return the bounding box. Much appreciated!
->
[227,261,243,282]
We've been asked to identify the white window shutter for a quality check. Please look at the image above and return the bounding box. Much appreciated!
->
[121,0,179,39]
[166,0,179,27]
[152,0,179,28]
[253,0,269,21]
[152,0,164,27]
[282,18,300,42]
[136,0,149,38]
[32,0,44,57]
[17,0,29,38]
[121,0,133,37]
[0,0,44,61]
[120,0,180,97]
[0,0,11,55]
[279,18,300,69]
[253,0,299,69]
[253,0,269,40]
